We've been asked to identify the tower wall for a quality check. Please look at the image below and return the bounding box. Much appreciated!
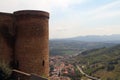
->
[0,13,13,64]
[14,10,49,77]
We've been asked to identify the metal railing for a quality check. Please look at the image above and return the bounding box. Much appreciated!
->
[12,69,48,80]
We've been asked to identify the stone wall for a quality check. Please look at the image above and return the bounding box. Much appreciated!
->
[14,10,49,77]
[0,12,13,64]
[0,10,49,77]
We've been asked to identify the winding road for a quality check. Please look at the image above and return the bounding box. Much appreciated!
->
[76,65,101,80]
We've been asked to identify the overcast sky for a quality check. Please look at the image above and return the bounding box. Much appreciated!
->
[0,0,120,39]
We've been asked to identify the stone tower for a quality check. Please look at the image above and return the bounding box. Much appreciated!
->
[0,12,14,64]
[0,10,49,77]
[14,10,49,77]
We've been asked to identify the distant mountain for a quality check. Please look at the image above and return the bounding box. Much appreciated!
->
[49,34,120,55]
[67,34,120,43]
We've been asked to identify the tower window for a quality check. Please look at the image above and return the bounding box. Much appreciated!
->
[42,60,45,66]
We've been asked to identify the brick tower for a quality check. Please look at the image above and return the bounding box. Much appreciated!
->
[14,10,49,77]
[0,12,14,64]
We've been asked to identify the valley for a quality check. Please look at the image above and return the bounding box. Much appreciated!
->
[49,38,120,80]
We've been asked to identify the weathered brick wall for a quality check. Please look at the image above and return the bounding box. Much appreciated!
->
[0,13,13,64]
[14,10,49,77]
[0,10,49,78]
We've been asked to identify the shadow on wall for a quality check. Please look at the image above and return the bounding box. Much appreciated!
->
[0,26,15,48]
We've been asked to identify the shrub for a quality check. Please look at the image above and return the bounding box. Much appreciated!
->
[107,64,115,71]
[0,61,12,80]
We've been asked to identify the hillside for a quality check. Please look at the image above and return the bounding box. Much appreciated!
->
[73,44,120,80]
[49,40,116,56]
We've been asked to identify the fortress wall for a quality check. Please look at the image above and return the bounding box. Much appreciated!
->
[0,12,14,64]
[14,10,49,77]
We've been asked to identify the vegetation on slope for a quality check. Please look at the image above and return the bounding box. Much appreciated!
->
[49,40,115,56]
[74,44,120,80]
[0,61,12,80]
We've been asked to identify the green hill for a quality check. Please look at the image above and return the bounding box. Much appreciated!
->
[73,44,120,80]
[49,40,116,56]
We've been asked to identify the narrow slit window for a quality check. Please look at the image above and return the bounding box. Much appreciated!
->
[42,60,45,66]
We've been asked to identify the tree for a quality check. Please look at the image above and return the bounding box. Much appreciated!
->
[107,64,115,71]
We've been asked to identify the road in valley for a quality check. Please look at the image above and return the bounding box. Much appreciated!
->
[76,65,101,80]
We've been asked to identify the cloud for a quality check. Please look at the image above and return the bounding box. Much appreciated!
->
[49,0,120,38]
[92,11,120,20]
[0,0,51,12]
[89,0,120,15]
[72,25,120,37]
[0,0,19,12]
[88,0,120,20]
[0,0,86,12]
[50,26,120,39]
[0,0,120,39]
[50,0,85,9]
[17,0,51,10]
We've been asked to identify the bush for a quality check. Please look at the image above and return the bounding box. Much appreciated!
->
[107,64,115,71]
[0,61,12,80]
